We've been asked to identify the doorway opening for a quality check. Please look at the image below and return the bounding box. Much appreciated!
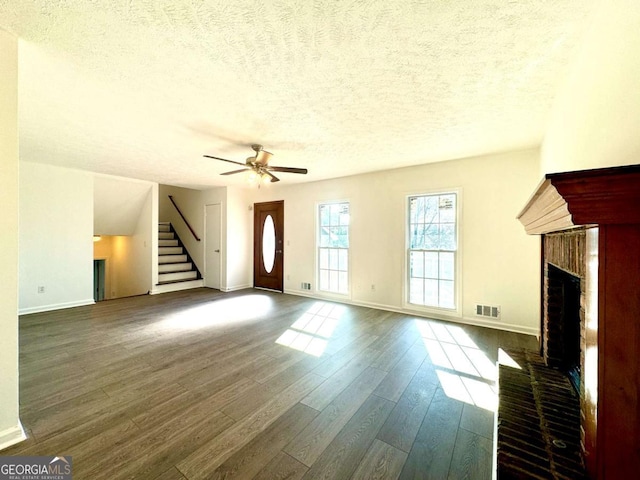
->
[93,259,106,302]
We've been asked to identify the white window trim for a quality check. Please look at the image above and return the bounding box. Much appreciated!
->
[402,188,463,317]
[315,199,351,299]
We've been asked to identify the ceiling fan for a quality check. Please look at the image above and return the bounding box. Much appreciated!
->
[204,144,308,183]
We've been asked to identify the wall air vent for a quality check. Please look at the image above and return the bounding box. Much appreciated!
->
[475,303,501,319]
[301,282,312,290]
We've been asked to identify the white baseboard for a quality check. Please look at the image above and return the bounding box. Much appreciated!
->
[19,299,95,316]
[457,315,539,336]
[221,284,252,293]
[283,290,539,336]
[0,422,26,451]
[283,288,316,298]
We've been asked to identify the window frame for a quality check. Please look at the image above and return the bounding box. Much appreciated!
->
[403,189,462,317]
[316,200,351,297]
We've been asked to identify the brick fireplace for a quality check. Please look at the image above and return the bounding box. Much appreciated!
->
[514,165,640,479]
[543,232,584,392]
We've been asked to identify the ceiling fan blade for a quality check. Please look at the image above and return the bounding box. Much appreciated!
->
[221,168,249,176]
[203,155,246,166]
[263,170,280,183]
[268,166,308,175]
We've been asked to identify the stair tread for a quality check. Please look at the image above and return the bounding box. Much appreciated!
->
[156,223,201,281]
[157,278,200,285]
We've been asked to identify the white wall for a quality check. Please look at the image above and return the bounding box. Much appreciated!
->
[19,162,94,314]
[250,149,541,334]
[542,0,640,174]
[94,175,155,235]
[0,28,24,450]
[225,186,253,291]
[109,186,155,298]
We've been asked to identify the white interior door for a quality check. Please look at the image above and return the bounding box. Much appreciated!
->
[205,203,221,289]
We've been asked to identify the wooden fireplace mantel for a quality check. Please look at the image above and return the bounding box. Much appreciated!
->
[517,164,640,234]
[517,164,640,479]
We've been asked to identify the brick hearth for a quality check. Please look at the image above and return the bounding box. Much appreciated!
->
[497,349,585,479]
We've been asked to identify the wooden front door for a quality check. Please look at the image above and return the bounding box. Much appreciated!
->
[254,200,284,291]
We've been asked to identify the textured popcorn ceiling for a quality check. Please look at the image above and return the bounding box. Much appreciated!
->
[0,0,594,188]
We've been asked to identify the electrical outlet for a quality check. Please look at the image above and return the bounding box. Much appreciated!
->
[38,286,45,293]
[371,284,376,291]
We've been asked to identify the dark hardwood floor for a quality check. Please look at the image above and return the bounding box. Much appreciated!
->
[3,288,538,479]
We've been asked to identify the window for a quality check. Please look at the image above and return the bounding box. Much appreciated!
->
[318,202,349,294]
[407,192,458,309]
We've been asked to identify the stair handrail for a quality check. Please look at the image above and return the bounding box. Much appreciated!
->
[167,195,201,242]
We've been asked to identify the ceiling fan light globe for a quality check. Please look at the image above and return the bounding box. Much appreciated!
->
[247,170,259,184]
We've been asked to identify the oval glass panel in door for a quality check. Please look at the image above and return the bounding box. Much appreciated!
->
[262,214,276,273]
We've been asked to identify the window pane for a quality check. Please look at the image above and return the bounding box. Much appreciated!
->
[320,270,329,290]
[440,280,454,308]
[338,249,348,271]
[424,223,439,249]
[439,194,456,222]
[409,197,421,224]
[338,272,348,293]
[336,226,349,248]
[326,227,337,247]
[425,251,438,278]
[319,248,329,269]
[423,196,439,223]
[339,204,350,226]
[410,278,424,304]
[262,215,276,274]
[320,227,330,247]
[424,279,438,306]
[329,270,339,290]
[410,224,424,249]
[439,252,454,280]
[330,204,340,225]
[329,249,338,269]
[320,205,330,226]
[439,224,456,250]
[410,251,424,278]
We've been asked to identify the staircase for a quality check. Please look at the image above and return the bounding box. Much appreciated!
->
[154,222,203,294]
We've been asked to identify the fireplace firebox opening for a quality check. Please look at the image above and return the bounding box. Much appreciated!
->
[545,263,582,393]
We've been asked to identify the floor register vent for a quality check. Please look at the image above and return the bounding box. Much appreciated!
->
[475,303,501,319]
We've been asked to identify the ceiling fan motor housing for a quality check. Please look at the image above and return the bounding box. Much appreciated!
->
[254,149,273,165]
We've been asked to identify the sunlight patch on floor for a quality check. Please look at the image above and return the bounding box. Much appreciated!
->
[415,319,501,411]
[275,302,346,357]
[498,347,522,370]
[158,294,273,330]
